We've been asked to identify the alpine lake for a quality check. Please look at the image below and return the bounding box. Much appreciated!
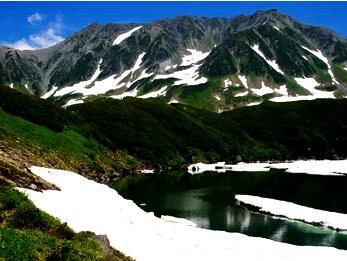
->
[120,169,347,250]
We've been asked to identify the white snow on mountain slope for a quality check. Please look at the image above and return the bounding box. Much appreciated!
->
[302,55,308,61]
[127,69,154,88]
[224,79,232,91]
[63,98,84,108]
[154,50,210,86]
[271,95,320,103]
[273,26,280,31]
[9,83,13,89]
[251,81,274,96]
[168,98,179,104]
[300,46,338,84]
[251,44,284,74]
[215,95,221,101]
[52,53,152,102]
[237,75,248,88]
[275,85,288,96]
[113,26,143,46]
[53,59,103,97]
[235,195,347,231]
[270,77,335,102]
[139,86,167,98]
[154,64,208,86]
[180,49,210,66]
[111,88,138,99]
[234,91,248,97]
[17,166,347,261]
[41,85,58,99]
[247,102,261,107]
[24,83,28,90]
[87,52,147,96]
[294,77,335,99]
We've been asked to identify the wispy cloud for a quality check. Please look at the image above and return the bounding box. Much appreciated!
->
[2,15,64,50]
[28,12,43,25]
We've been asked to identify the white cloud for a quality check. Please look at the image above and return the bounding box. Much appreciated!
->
[29,28,64,49]
[3,39,36,50]
[28,12,43,25]
[1,16,64,50]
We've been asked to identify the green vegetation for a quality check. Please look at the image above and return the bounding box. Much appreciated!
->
[2,85,347,171]
[0,186,133,261]
[332,63,347,83]
[227,99,347,159]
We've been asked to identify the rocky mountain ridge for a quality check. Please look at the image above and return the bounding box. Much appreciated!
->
[1,9,347,111]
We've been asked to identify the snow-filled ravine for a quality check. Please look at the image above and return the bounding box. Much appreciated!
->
[188,160,347,176]
[236,195,347,231]
[18,166,347,261]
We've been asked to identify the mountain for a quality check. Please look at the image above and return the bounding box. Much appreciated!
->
[1,10,347,111]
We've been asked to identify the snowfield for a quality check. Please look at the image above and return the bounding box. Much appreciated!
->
[300,46,338,84]
[235,195,347,231]
[113,26,143,46]
[251,44,284,74]
[154,49,210,86]
[251,81,274,96]
[188,160,347,176]
[17,166,347,261]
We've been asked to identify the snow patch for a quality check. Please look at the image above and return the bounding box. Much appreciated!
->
[54,59,103,97]
[180,49,210,67]
[247,102,261,107]
[24,83,29,90]
[154,64,208,86]
[251,44,284,74]
[17,166,347,261]
[300,46,338,84]
[235,195,347,231]
[63,99,84,107]
[273,26,280,31]
[113,26,142,46]
[275,85,288,96]
[234,91,248,97]
[224,79,232,90]
[188,160,347,176]
[169,98,179,104]
[111,88,138,100]
[251,81,274,96]
[154,50,209,86]
[302,55,308,61]
[41,85,58,99]
[9,83,13,89]
[139,86,167,99]
[237,75,248,88]
[215,95,221,101]
[294,77,335,99]
[140,169,155,174]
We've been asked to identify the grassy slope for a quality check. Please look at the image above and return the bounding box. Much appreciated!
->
[0,108,139,177]
[0,186,133,261]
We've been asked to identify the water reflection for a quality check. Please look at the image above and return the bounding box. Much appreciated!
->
[128,171,347,250]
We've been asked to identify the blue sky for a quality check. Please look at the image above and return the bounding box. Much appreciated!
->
[1,1,347,50]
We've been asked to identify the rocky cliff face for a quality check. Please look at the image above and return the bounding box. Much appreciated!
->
[1,10,347,111]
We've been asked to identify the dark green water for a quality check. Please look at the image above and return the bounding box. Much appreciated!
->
[125,170,347,250]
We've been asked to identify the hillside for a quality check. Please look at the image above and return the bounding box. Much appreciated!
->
[1,86,347,174]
